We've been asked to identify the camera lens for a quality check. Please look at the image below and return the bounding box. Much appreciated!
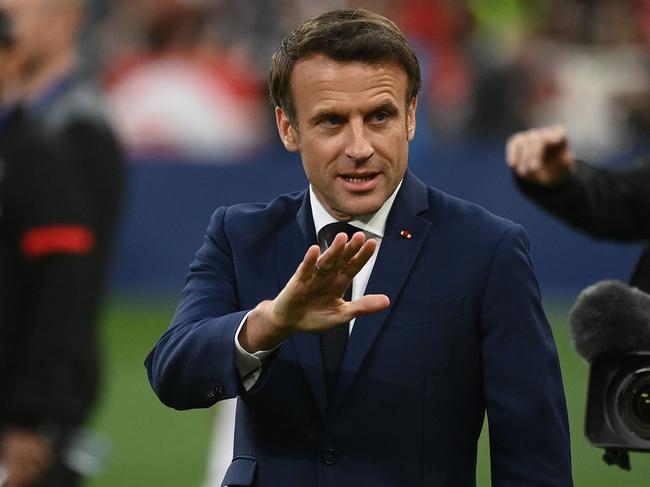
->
[633,386,650,424]
[619,370,650,440]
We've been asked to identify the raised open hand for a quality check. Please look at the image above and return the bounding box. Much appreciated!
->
[240,231,390,352]
[506,125,576,186]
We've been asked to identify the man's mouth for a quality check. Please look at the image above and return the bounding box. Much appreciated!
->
[338,173,379,191]
[343,175,375,184]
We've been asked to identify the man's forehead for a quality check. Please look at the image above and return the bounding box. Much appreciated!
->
[292,54,407,78]
[290,55,408,100]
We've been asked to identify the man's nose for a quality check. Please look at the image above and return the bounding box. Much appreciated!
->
[345,120,373,161]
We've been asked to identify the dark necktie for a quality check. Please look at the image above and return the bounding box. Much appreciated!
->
[317,222,360,403]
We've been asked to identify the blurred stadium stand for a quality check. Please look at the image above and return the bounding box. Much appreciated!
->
[111,136,646,298]
[89,0,649,298]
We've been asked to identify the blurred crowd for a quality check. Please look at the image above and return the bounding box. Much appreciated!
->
[81,0,650,162]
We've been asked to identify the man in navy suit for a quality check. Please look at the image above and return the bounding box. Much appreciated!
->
[146,9,573,487]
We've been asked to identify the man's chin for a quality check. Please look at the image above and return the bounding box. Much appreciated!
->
[338,201,384,219]
[320,190,387,220]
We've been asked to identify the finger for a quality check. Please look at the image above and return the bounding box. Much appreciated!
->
[526,133,545,173]
[295,245,322,280]
[516,132,531,174]
[339,238,377,279]
[342,294,390,320]
[511,133,531,175]
[332,231,365,270]
[518,130,538,174]
[314,232,348,273]
[544,126,570,161]
[508,127,567,177]
[545,125,567,147]
[505,132,522,168]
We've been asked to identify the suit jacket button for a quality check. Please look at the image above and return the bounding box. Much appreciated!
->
[206,383,223,399]
[322,448,336,465]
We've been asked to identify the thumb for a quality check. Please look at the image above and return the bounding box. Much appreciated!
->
[345,294,390,320]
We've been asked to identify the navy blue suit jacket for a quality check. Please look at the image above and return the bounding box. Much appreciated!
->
[146,170,573,486]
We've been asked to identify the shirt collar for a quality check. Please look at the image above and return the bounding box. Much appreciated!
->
[309,180,403,239]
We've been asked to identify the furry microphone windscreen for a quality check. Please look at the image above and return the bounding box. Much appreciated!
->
[569,279,650,363]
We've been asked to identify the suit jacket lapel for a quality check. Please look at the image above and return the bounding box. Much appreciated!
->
[277,192,329,419]
[333,171,432,411]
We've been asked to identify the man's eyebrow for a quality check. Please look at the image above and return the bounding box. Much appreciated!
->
[308,109,346,126]
[371,100,400,116]
[308,100,401,126]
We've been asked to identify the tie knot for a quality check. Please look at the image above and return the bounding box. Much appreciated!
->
[318,222,361,249]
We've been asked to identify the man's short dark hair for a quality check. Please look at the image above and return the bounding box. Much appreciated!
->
[269,8,421,124]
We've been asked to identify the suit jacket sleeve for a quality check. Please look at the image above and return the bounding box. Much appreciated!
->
[481,224,573,486]
[145,206,250,410]
[516,158,650,240]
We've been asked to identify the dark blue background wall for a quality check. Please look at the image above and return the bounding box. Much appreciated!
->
[112,138,645,300]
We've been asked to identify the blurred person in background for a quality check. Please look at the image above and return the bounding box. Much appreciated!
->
[2,0,125,259]
[520,0,650,160]
[392,0,477,141]
[101,0,267,162]
[100,0,650,159]
[1,9,88,487]
[0,0,124,485]
[506,125,650,292]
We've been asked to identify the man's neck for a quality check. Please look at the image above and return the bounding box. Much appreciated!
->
[0,83,21,109]
[309,180,403,239]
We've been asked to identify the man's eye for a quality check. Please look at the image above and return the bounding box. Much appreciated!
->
[322,116,344,126]
[371,112,389,123]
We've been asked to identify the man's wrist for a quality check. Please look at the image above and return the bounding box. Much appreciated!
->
[235,312,279,390]
[239,300,292,353]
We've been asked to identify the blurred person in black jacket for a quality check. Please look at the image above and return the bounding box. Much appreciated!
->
[1,14,91,487]
[3,0,125,287]
[0,1,124,485]
[506,125,650,293]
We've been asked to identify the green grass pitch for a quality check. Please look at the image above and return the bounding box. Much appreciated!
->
[85,297,650,486]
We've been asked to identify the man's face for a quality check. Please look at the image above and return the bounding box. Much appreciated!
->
[0,0,62,75]
[276,54,416,220]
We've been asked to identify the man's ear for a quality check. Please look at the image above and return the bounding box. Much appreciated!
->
[275,107,299,152]
[407,96,417,142]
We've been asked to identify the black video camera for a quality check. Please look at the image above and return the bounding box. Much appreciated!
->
[569,279,650,470]
[585,351,650,469]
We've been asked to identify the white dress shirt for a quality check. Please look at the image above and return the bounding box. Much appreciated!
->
[234,181,402,389]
